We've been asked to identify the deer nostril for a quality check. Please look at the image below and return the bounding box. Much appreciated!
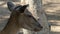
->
[40,26,43,28]
[37,24,43,28]
[39,25,43,29]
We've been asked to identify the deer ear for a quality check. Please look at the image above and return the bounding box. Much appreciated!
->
[7,2,15,12]
[18,4,29,13]
[21,4,29,10]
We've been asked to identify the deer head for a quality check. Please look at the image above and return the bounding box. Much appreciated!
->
[7,2,43,32]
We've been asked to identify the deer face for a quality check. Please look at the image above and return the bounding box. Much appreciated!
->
[19,14,43,32]
[7,2,43,32]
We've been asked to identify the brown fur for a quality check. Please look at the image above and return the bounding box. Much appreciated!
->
[0,11,20,34]
[0,2,43,34]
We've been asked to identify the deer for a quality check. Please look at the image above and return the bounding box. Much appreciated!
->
[0,2,43,34]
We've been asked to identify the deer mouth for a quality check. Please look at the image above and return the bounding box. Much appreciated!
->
[34,27,43,32]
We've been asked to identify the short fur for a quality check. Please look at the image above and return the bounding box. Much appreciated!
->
[0,2,43,34]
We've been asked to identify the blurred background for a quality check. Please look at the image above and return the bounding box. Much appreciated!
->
[43,0,60,34]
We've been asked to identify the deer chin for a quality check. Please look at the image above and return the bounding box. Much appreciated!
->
[33,28,43,32]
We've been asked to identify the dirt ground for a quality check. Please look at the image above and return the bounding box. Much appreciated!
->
[0,0,60,34]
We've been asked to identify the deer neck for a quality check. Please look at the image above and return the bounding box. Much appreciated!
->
[0,11,20,34]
